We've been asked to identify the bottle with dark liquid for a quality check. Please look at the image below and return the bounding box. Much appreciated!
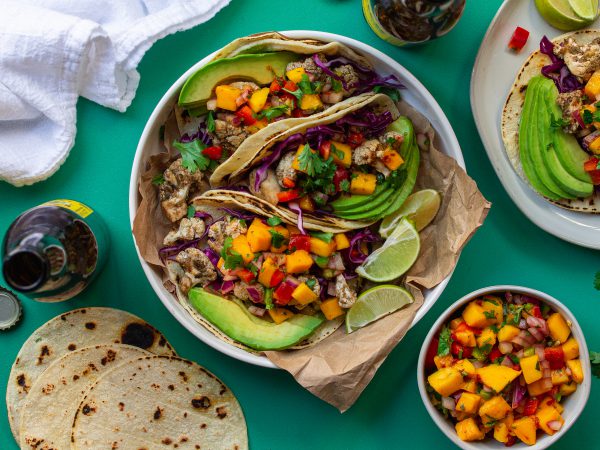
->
[363,0,466,46]
[1,200,109,302]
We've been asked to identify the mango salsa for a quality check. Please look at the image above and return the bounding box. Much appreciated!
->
[320,298,344,320]
[427,367,464,397]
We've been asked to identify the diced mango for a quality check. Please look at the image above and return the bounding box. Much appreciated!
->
[527,379,553,397]
[268,307,294,324]
[462,299,500,328]
[590,136,600,153]
[350,173,377,195]
[482,296,503,323]
[493,413,514,444]
[477,327,497,349]
[330,141,352,167]
[551,368,570,385]
[536,407,564,436]
[520,355,543,384]
[248,87,270,113]
[450,317,465,330]
[434,354,454,370]
[215,85,242,111]
[463,379,478,393]
[540,396,564,413]
[566,359,584,383]
[498,325,520,343]
[477,365,521,393]
[456,392,481,415]
[511,416,537,446]
[309,237,336,257]
[285,250,313,274]
[381,148,404,170]
[559,381,577,396]
[258,257,278,287]
[286,67,306,84]
[453,359,476,377]
[270,225,290,253]
[292,282,318,306]
[334,233,350,250]
[547,313,571,344]
[298,195,315,212]
[455,418,485,442]
[479,396,511,421]
[231,235,254,264]
[455,328,476,347]
[584,69,600,99]
[320,298,345,320]
[247,219,272,252]
[427,367,465,397]
[300,94,323,111]
[562,337,579,360]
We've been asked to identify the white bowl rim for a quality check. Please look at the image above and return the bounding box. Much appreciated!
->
[129,30,464,369]
[416,285,592,450]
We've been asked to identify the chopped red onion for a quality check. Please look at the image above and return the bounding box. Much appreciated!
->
[284,276,300,288]
[248,305,266,317]
[512,381,526,409]
[499,342,513,354]
[528,327,544,342]
[220,280,235,294]
[327,281,337,297]
[441,396,455,411]
[534,344,546,361]
[518,319,528,329]
[246,286,263,304]
[223,274,238,282]
[287,202,306,234]
[547,420,563,431]
[501,356,513,367]
[327,253,345,271]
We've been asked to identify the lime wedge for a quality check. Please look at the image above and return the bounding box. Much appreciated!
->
[356,218,420,282]
[534,0,592,30]
[345,285,414,333]
[379,189,441,238]
[569,0,599,19]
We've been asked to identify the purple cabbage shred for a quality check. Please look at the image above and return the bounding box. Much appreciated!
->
[539,36,583,93]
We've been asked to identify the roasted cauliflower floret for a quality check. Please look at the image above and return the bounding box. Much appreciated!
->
[352,139,380,166]
[249,168,281,204]
[336,274,357,308]
[556,90,584,133]
[167,247,216,293]
[334,64,359,92]
[159,158,203,222]
[554,37,600,81]
[163,217,206,245]
[275,152,298,187]
[207,217,248,253]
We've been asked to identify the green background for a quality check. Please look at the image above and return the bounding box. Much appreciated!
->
[1,0,598,448]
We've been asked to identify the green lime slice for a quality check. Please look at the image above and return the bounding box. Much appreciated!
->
[535,0,591,30]
[379,189,441,238]
[356,218,420,282]
[345,285,414,333]
[569,0,599,19]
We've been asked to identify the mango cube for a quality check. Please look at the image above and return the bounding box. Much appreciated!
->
[248,87,270,113]
[566,359,584,383]
[477,327,497,348]
[479,396,511,421]
[382,148,404,170]
[320,298,344,320]
[547,313,571,344]
[559,381,577,396]
[536,407,564,436]
[477,365,521,393]
[462,297,502,328]
[268,307,294,324]
[455,418,485,442]
[520,355,543,384]
[551,368,570,385]
[493,413,514,444]
[433,354,454,370]
[462,379,478,393]
[309,236,336,257]
[455,328,476,347]
[258,257,278,287]
[427,367,465,397]
[456,392,481,415]
[334,233,350,250]
[562,337,579,360]
[215,85,242,111]
[453,359,476,377]
[292,282,318,306]
[350,173,377,195]
[286,67,306,84]
[285,250,313,274]
[584,69,600,99]
[231,235,254,264]
[247,219,272,252]
[511,416,537,446]
[330,141,352,167]
[498,324,520,343]
[300,94,323,111]
[527,378,553,397]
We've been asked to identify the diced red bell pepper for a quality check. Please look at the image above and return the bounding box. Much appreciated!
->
[270,80,281,93]
[544,347,565,370]
[201,145,223,160]
[291,108,304,118]
[348,132,364,148]
[282,177,296,188]
[283,80,297,91]
[333,166,349,191]
[488,346,503,363]
[269,269,285,288]
[508,26,529,51]
[531,305,542,319]
[584,157,600,185]
[235,105,257,125]
[289,234,311,252]
[425,336,439,371]
[235,268,255,284]
[451,342,473,358]
[273,282,295,305]
[319,141,331,160]
[523,397,539,416]
[276,189,300,203]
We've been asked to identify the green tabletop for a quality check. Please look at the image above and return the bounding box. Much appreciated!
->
[1,1,598,448]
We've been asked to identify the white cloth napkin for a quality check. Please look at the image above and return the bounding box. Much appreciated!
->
[0,0,230,186]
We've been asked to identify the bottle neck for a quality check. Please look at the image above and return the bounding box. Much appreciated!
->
[2,245,49,292]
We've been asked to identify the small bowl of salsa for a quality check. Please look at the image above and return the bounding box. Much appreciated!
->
[417,285,591,449]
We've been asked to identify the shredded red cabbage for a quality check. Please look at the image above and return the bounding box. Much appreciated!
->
[220,185,250,193]
[180,120,213,146]
[220,207,256,221]
[287,202,306,234]
[347,228,381,264]
[253,133,304,191]
[194,211,213,220]
[334,109,394,136]
[539,36,582,93]
[158,238,201,262]
[202,248,220,267]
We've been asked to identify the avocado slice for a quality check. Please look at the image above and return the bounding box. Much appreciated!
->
[519,77,564,200]
[331,183,393,212]
[188,288,324,351]
[179,52,298,107]
[335,185,395,215]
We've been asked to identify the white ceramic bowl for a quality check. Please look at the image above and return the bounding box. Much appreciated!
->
[417,285,591,450]
[129,30,465,368]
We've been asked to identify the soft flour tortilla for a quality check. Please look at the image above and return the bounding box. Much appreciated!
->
[6,307,176,441]
[501,30,600,213]
[19,344,151,449]
[70,355,248,450]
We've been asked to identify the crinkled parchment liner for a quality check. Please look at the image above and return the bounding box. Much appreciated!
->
[133,101,490,412]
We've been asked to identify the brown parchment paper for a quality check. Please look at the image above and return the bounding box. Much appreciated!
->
[133,101,490,413]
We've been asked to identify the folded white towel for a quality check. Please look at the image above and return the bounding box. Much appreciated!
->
[0,0,230,186]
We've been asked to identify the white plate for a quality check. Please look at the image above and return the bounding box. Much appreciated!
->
[129,30,465,368]
[471,0,600,249]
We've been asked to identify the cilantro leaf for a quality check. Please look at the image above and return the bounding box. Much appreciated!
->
[437,325,453,356]
[206,111,215,133]
[373,85,401,102]
[330,143,345,161]
[267,216,282,226]
[269,229,285,249]
[296,144,338,196]
[283,87,303,102]
[591,351,600,378]
[310,231,334,243]
[594,271,600,290]
[473,344,492,362]
[483,310,496,320]
[339,179,350,192]
[152,174,165,185]
[187,205,195,219]
[298,74,314,95]
[297,144,320,177]
[331,78,342,93]
[173,139,210,173]
[305,278,316,289]
[264,288,274,310]
[257,105,289,121]
[582,109,594,125]
[550,114,570,129]
[220,237,244,270]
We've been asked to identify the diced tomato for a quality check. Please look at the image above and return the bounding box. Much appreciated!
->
[201,145,223,160]
[451,342,473,358]
[289,234,311,252]
[235,105,256,125]
[347,132,364,148]
[270,80,281,93]
[319,141,331,160]
[488,346,503,363]
[584,157,600,184]
[273,282,295,305]
[291,108,304,118]
[531,305,542,318]
[425,336,439,371]
[333,166,349,191]
[283,80,297,91]
[276,189,300,203]
[235,268,255,284]
[508,26,529,51]
[282,177,296,188]
[544,347,565,370]
[269,269,285,288]
[505,435,517,447]
[523,397,538,416]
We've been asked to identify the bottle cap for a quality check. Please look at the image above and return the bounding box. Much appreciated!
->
[0,286,22,330]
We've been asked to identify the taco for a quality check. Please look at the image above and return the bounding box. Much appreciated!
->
[501,31,600,213]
